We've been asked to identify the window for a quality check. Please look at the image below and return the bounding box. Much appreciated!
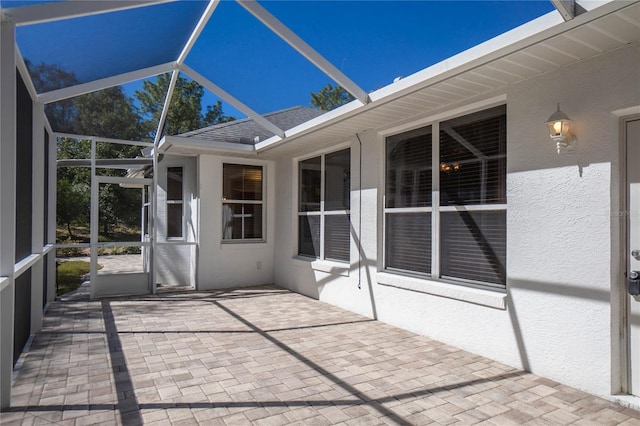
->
[385,105,506,288]
[166,167,183,238]
[222,164,263,241]
[298,148,350,262]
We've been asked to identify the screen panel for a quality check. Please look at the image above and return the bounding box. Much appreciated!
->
[17,2,208,92]
[16,70,33,262]
[14,270,32,366]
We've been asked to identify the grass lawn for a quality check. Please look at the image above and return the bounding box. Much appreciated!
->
[56,260,102,296]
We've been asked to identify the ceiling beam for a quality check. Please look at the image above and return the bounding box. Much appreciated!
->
[154,70,179,144]
[550,0,575,21]
[4,0,177,27]
[181,64,285,139]
[177,0,220,66]
[237,0,369,105]
[38,62,177,103]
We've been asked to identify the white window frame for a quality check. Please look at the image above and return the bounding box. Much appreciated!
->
[383,105,507,290]
[166,165,184,240]
[221,162,265,243]
[297,147,351,263]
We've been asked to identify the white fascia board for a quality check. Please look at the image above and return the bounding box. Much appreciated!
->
[369,0,625,104]
[159,135,257,155]
[4,0,177,26]
[177,0,220,66]
[38,62,176,103]
[255,0,628,153]
[180,64,285,139]
[368,11,564,103]
[255,100,364,151]
[54,132,153,147]
[237,0,369,104]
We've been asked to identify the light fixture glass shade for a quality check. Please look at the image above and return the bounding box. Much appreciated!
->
[546,119,571,139]
[545,104,572,139]
[545,103,575,153]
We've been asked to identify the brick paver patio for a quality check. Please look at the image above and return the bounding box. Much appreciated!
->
[2,285,639,425]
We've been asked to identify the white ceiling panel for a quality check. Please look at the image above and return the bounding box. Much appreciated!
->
[525,43,580,66]
[492,58,541,79]
[447,76,495,93]
[508,51,558,74]
[565,26,626,52]
[543,34,603,59]
[466,70,511,88]
[591,13,640,44]
[477,65,524,85]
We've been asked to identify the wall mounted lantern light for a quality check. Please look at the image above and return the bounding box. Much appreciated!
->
[545,103,575,153]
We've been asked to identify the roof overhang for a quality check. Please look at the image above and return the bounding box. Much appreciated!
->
[251,0,639,158]
[143,0,639,160]
[158,134,257,157]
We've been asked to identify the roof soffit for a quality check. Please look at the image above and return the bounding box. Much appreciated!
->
[255,0,640,156]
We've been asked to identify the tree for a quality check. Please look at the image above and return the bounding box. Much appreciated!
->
[74,87,144,142]
[135,74,234,139]
[73,87,144,236]
[56,87,145,237]
[35,65,237,239]
[203,100,235,126]
[25,61,78,132]
[310,83,355,111]
[56,178,87,240]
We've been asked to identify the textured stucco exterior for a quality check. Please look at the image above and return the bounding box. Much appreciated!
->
[156,155,198,287]
[197,155,275,289]
[151,45,639,403]
[270,45,640,402]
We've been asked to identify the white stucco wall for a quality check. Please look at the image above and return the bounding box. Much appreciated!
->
[197,155,275,289]
[156,155,197,286]
[272,45,640,399]
[273,144,376,318]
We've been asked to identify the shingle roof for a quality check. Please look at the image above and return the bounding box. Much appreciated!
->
[179,106,325,145]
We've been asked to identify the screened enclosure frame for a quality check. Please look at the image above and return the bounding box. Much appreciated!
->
[2,0,372,301]
[4,0,371,143]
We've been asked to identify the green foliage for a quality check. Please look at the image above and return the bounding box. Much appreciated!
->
[310,83,355,111]
[55,87,144,236]
[203,100,235,127]
[135,73,234,139]
[97,246,141,255]
[74,87,145,143]
[56,177,88,239]
[56,245,86,258]
[25,60,78,133]
[29,63,235,241]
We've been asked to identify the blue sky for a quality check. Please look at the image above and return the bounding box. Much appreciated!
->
[14,0,555,119]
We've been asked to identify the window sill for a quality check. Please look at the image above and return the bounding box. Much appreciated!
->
[376,272,507,310]
[221,240,267,249]
[293,256,350,277]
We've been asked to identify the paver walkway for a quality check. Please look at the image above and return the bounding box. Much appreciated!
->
[2,285,639,425]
